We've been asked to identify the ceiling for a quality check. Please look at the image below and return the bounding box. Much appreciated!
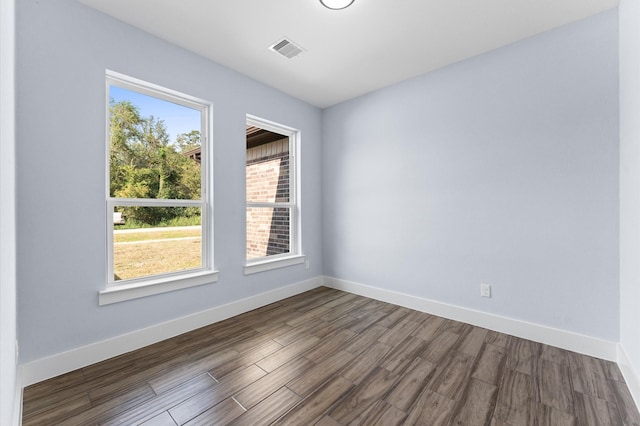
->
[78,0,618,108]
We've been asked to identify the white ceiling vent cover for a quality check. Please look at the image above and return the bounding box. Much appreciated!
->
[269,38,305,59]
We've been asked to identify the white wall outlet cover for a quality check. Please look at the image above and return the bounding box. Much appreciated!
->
[481,284,491,298]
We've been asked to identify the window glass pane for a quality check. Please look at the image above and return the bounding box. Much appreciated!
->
[113,206,202,281]
[109,86,202,200]
[246,206,290,260]
[246,132,289,203]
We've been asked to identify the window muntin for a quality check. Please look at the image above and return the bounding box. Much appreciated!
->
[245,116,299,264]
[106,71,211,286]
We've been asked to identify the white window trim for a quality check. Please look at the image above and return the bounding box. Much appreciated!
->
[244,255,305,275]
[244,115,302,274]
[104,70,217,303]
[99,270,219,305]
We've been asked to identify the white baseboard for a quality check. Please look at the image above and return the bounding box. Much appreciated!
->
[20,274,621,389]
[21,276,323,387]
[13,367,22,426]
[323,276,618,361]
[618,344,640,409]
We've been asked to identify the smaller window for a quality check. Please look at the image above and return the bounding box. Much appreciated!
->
[245,115,303,274]
[101,71,216,304]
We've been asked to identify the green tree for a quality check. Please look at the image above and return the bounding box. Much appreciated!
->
[109,100,143,197]
[110,100,202,225]
[176,130,201,199]
[176,130,201,152]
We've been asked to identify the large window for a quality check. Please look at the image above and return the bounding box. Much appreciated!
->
[102,71,215,304]
[245,115,303,274]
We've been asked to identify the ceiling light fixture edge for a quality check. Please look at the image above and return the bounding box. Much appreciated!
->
[319,0,355,10]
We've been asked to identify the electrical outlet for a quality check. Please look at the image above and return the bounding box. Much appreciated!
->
[480,284,491,298]
[15,341,19,361]
[305,260,310,270]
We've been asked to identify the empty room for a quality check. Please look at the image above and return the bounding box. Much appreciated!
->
[2,0,640,424]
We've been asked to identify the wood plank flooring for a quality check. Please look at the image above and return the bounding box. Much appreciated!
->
[22,287,640,425]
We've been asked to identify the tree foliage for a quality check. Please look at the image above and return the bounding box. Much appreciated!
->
[110,99,201,225]
[176,130,202,153]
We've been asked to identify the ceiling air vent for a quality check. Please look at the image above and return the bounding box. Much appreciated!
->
[269,37,305,59]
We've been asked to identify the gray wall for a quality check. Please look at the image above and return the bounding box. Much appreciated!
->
[16,0,323,363]
[322,10,620,340]
[619,0,640,385]
[15,0,624,368]
[1,0,17,423]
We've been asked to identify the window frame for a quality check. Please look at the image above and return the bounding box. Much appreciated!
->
[244,114,304,275]
[100,70,217,305]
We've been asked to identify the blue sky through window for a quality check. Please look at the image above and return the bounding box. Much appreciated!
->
[110,85,200,144]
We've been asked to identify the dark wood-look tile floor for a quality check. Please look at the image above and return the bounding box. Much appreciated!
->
[22,287,640,425]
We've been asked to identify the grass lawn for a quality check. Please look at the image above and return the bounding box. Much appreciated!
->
[114,227,201,243]
[114,227,202,280]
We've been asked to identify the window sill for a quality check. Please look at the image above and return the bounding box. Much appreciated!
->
[244,255,305,275]
[99,270,219,305]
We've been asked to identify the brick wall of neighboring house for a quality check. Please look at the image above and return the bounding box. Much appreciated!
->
[246,138,290,259]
